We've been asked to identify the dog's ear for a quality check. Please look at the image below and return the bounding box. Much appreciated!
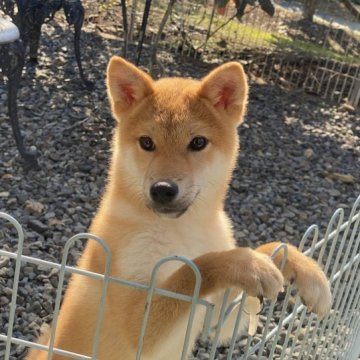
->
[199,62,248,124]
[107,56,153,118]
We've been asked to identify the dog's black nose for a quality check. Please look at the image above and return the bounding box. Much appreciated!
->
[150,181,179,204]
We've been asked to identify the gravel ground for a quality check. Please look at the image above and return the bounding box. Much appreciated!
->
[0,12,360,360]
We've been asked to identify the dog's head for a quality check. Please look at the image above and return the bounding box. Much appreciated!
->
[106,57,248,218]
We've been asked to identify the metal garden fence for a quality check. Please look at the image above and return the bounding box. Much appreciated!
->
[0,194,360,359]
[86,0,360,107]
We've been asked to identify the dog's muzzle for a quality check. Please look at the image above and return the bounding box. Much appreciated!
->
[148,180,189,218]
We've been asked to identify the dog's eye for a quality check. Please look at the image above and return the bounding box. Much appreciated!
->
[188,136,208,151]
[139,136,155,151]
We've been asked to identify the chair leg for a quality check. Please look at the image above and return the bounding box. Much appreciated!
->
[28,23,42,63]
[64,0,93,90]
[3,40,39,167]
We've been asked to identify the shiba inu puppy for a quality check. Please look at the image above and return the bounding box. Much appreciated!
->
[28,57,331,360]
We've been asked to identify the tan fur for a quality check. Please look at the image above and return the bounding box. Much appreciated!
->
[27,57,331,360]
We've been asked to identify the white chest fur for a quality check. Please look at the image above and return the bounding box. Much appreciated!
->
[118,211,235,284]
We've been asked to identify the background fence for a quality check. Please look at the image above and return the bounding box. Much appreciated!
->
[84,0,360,108]
[0,195,360,359]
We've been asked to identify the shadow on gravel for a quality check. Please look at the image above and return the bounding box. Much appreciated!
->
[228,82,360,247]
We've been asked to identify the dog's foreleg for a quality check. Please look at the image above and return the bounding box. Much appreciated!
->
[121,247,284,356]
[255,242,332,318]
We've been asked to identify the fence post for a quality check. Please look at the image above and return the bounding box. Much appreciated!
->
[348,331,360,360]
[349,78,360,108]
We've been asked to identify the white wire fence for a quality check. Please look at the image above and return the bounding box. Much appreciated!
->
[0,195,360,359]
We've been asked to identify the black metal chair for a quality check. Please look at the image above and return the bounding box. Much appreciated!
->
[0,16,38,167]
[1,0,93,89]
[0,0,93,167]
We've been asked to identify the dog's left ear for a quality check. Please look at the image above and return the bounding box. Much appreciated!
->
[199,62,248,124]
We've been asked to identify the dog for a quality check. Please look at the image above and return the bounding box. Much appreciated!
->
[28,57,332,359]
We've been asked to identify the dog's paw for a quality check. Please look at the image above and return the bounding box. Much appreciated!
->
[293,260,332,319]
[251,252,285,300]
[233,250,284,301]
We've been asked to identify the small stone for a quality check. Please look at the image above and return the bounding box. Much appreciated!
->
[284,224,294,234]
[25,200,44,215]
[0,256,10,268]
[6,198,17,207]
[1,174,13,181]
[328,189,341,197]
[48,218,64,227]
[298,328,307,340]
[278,332,287,345]
[22,266,34,276]
[294,319,302,329]
[43,300,53,314]
[29,272,37,280]
[237,337,248,347]
[67,207,76,215]
[49,152,61,161]
[28,219,48,234]
[0,191,10,198]
[44,212,56,220]
[198,353,210,360]
[3,287,13,296]
[304,148,314,159]
[274,344,283,354]
[232,179,241,190]
[0,296,10,305]
[324,172,355,184]
[30,301,42,314]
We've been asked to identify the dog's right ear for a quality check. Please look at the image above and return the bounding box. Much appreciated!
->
[107,56,153,118]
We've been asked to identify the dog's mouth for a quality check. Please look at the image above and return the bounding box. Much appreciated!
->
[147,194,199,219]
[149,205,189,218]
[145,187,200,219]
[153,207,188,219]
